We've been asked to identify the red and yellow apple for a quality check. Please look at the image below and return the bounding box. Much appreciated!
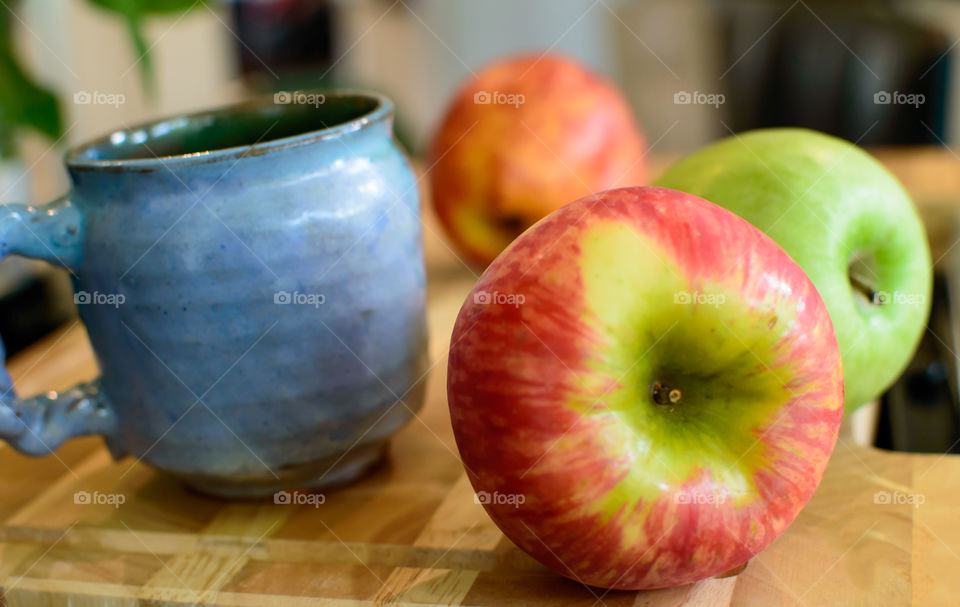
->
[428,53,646,266]
[447,186,843,589]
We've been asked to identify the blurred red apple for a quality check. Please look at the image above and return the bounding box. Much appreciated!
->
[428,53,646,266]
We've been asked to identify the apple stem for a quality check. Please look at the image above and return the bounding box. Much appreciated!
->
[651,382,682,406]
[848,271,877,303]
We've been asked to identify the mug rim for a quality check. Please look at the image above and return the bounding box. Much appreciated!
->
[65,89,393,172]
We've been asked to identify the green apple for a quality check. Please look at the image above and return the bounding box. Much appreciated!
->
[655,128,931,411]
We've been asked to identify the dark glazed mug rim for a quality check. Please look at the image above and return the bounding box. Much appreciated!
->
[65,89,393,173]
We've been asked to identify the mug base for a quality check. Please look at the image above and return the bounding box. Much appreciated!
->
[182,440,388,499]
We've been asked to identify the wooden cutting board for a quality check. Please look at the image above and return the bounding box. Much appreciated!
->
[0,272,956,606]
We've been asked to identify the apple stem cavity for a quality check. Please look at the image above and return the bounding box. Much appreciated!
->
[651,381,682,406]
[848,271,877,304]
[494,214,528,238]
[847,254,880,305]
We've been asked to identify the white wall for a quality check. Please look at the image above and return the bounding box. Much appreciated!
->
[333,0,726,154]
[336,0,658,152]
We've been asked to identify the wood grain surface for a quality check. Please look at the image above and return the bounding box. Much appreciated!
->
[1,147,959,605]
[0,273,954,606]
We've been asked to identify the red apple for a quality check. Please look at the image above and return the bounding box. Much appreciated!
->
[428,53,646,267]
[447,187,843,589]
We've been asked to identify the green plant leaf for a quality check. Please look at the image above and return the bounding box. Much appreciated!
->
[0,52,62,140]
[0,3,62,148]
[84,0,206,90]
[86,0,206,17]
[0,0,206,149]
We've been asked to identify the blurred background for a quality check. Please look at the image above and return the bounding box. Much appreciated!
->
[2,0,959,448]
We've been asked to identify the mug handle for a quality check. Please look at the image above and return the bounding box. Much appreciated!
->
[0,196,117,456]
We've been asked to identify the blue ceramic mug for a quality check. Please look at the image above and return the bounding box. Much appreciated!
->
[0,91,428,497]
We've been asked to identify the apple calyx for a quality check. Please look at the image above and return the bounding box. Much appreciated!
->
[650,381,682,406]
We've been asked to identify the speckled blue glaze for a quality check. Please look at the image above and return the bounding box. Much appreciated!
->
[0,91,427,497]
